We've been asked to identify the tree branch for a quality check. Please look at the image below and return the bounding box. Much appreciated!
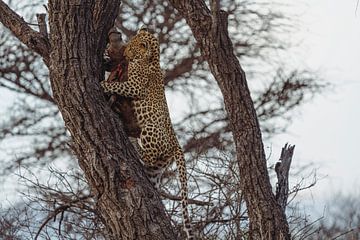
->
[36,13,48,37]
[161,191,212,206]
[275,143,295,212]
[34,195,93,240]
[0,0,50,66]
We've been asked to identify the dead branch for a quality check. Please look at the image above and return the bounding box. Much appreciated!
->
[275,143,295,211]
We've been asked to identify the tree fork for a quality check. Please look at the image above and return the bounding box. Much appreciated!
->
[0,0,178,239]
[46,1,177,239]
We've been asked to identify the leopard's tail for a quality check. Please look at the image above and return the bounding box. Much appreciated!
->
[174,148,194,240]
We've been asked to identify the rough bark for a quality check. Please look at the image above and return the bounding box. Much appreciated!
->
[168,0,290,239]
[0,0,178,239]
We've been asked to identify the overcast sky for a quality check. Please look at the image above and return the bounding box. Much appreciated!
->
[267,0,360,208]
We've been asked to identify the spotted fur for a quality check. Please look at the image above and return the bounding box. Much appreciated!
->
[101,28,194,239]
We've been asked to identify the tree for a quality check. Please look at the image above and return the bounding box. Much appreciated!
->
[1,1,178,239]
[166,1,290,238]
[0,0,324,239]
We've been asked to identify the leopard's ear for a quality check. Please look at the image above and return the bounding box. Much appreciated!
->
[138,25,148,34]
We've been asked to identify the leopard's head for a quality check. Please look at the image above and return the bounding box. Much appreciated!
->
[124,27,159,65]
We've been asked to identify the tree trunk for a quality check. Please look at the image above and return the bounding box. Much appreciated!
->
[168,1,290,239]
[0,0,178,239]
[46,1,178,239]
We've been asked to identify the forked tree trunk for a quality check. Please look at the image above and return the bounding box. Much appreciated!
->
[46,1,178,239]
[0,0,178,239]
[168,1,290,239]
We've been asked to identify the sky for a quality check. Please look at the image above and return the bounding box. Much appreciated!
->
[1,0,359,218]
[267,0,360,209]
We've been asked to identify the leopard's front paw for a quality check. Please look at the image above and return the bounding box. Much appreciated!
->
[100,81,109,92]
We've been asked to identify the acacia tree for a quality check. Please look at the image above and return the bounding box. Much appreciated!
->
[0,0,324,239]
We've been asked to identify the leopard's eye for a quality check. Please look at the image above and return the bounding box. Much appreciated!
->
[140,42,147,49]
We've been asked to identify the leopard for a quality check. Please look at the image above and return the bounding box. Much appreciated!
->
[101,27,194,239]
[103,27,141,138]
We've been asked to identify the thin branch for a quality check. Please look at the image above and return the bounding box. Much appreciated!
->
[34,205,70,240]
[34,195,93,240]
[160,191,213,206]
[331,227,360,240]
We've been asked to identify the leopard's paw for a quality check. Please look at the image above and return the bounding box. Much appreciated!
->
[100,81,109,92]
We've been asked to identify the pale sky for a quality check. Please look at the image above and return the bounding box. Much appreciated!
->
[268,0,360,207]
